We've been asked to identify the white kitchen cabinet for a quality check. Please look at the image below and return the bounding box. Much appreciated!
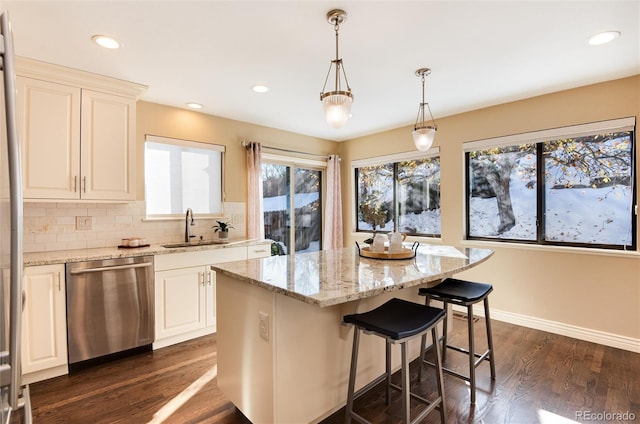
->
[154,265,215,345]
[16,58,145,201]
[17,77,81,200]
[153,244,271,349]
[21,264,68,384]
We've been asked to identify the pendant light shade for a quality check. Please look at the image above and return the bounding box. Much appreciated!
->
[322,92,353,128]
[413,68,437,152]
[320,9,353,128]
[412,127,436,152]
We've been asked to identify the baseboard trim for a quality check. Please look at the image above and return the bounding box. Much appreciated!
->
[460,305,640,353]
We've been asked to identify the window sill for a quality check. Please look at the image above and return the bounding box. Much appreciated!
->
[459,239,640,259]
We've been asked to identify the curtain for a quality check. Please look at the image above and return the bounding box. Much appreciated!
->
[323,154,343,250]
[246,142,264,239]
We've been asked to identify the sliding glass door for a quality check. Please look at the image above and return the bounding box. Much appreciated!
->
[262,163,322,254]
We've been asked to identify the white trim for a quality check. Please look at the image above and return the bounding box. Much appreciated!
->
[16,56,147,99]
[262,152,326,168]
[463,117,636,151]
[455,305,640,353]
[351,147,440,168]
[459,239,640,258]
[145,134,226,152]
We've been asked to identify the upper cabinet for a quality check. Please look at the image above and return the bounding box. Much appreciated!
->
[16,57,147,201]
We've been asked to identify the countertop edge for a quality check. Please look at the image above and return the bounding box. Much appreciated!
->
[24,239,272,266]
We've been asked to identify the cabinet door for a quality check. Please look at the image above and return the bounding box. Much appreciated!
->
[80,89,135,200]
[17,77,81,199]
[22,264,67,374]
[205,269,216,329]
[155,266,206,340]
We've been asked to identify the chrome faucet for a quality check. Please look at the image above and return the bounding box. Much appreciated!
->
[185,208,195,242]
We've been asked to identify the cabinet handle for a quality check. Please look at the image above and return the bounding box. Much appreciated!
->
[207,272,212,286]
[73,176,77,192]
[57,272,61,291]
[199,272,205,287]
[82,176,87,193]
[253,249,267,253]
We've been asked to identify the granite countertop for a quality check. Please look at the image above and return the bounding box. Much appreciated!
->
[24,238,271,266]
[212,244,494,307]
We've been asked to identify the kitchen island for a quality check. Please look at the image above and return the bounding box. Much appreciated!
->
[212,244,493,424]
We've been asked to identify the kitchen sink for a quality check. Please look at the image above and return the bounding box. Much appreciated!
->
[162,240,229,248]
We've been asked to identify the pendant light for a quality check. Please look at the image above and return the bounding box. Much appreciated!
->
[412,68,437,151]
[320,9,353,128]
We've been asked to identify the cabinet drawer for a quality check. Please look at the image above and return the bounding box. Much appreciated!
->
[155,247,247,271]
[247,244,271,259]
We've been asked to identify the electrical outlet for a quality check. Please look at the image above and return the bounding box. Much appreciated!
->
[76,216,92,230]
[258,311,270,341]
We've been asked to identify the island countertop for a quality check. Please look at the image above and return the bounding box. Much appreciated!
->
[211,244,494,307]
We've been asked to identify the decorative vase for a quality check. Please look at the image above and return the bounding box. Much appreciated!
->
[218,231,229,239]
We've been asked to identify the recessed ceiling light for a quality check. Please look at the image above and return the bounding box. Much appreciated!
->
[252,85,269,93]
[91,35,120,49]
[186,102,203,109]
[587,31,621,46]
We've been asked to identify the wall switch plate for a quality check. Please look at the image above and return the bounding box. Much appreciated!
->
[258,311,270,342]
[76,216,92,230]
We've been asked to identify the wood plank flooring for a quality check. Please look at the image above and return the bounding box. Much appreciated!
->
[12,317,640,424]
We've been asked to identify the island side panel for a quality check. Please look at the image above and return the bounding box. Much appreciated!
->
[273,289,429,423]
[217,274,275,424]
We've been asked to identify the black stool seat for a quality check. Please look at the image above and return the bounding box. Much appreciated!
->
[343,298,447,423]
[343,298,445,340]
[418,278,496,405]
[418,278,492,303]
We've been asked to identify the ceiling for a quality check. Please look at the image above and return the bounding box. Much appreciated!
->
[4,1,639,142]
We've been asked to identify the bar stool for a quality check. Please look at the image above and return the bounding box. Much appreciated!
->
[343,298,447,424]
[418,278,496,404]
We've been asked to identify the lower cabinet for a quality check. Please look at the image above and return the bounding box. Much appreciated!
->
[154,265,215,346]
[153,244,271,349]
[22,264,69,384]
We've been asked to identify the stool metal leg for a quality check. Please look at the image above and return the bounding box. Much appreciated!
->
[431,326,447,424]
[466,305,476,405]
[418,333,427,381]
[385,340,392,406]
[400,342,410,424]
[484,297,496,380]
[441,300,449,362]
[345,327,360,424]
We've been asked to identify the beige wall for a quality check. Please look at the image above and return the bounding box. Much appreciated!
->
[135,101,338,203]
[339,75,640,344]
[134,77,640,346]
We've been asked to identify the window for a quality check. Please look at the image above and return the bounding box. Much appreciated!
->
[144,135,224,217]
[262,157,323,255]
[354,150,441,236]
[465,118,636,250]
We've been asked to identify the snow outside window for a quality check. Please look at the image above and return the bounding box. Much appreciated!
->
[465,118,636,250]
[354,151,441,237]
[262,161,323,255]
[144,135,224,218]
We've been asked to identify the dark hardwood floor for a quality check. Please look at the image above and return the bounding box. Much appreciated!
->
[12,316,639,424]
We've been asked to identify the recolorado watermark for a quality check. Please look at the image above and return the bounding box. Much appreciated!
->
[575,410,637,422]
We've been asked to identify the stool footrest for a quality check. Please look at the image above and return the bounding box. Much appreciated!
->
[445,345,492,369]
[422,359,471,383]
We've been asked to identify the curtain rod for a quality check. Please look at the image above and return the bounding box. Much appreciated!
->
[241,141,331,159]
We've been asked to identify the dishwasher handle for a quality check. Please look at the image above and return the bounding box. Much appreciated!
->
[68,261,152,275]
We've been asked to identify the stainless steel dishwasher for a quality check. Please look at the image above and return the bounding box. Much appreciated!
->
[66,256,154,365]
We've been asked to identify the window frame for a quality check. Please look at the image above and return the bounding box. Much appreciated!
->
[352,147,441,237]
[144,134,226,219]
[463,117,637,251]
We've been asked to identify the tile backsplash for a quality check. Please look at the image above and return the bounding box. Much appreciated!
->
[23,201,246,253]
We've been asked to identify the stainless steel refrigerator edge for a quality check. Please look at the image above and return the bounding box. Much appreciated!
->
[0,10,32,424]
